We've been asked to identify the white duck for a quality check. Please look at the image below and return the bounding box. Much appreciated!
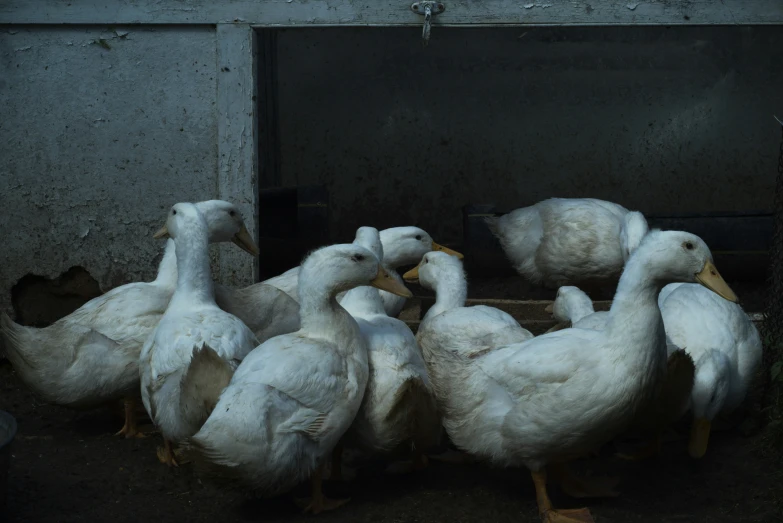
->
[139,202,259,466]
[338,226,440,475]
[547,285,695,461]
[0,200,256,438]
[485,198,649,288]
[187,243,412,514]
[403,251,533,360]
[263,226,462,317]
[401,252,534,466]
[411,231,736,523]
[658,281,762,458]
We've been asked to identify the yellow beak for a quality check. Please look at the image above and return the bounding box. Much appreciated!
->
[371,266,413,298]
[695,261,738,303]
[231,225,260,257]
[153,225,169,239]
[431,242,464,260]
[403,263,421,282]
[688,417,712,459]
[545,303,554,314]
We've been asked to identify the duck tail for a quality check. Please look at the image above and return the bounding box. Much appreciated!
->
[179,344,235,429]
[1,312,30,362]
[1,312,21,344]
[180,432,242,485]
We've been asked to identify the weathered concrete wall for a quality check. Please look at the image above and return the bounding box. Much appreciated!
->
[0,26,219,315]
[276,26,783,243]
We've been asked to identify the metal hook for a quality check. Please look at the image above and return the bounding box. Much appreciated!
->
[411,2,445,47]
[422,4,432,45]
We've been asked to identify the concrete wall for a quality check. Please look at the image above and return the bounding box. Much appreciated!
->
[0,26,220,314]
[2,22,782,319]
[276,26,783,244]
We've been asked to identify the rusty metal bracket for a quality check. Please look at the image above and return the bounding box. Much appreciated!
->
[411,1,445,47]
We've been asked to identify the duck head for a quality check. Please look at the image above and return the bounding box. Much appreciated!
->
[153,200,258,256]
[380,226,463,269]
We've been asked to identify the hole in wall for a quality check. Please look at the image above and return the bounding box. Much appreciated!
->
[10,266,103,327]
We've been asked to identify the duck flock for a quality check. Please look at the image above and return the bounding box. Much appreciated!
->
[0,197,763,522]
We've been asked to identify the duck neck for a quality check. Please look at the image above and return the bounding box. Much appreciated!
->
[605,254,666,361]
[299,280,361,346]
[425,271,468,322]
[340,286,387,317]
[170,223,215,307]
[153,239,178,289]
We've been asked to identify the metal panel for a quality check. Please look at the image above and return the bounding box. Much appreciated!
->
[1,0,782,26]
[258,30,282,189]
[274,26,783,243]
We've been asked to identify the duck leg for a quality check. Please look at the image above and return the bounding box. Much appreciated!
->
[114,398,146,439]
[615,432,662,461]
[688,418,711,459]
[531,469,595,523]
[156,438,179,467]
[549,463,619,499]
[330,443,344,481]
[299,464,350,514]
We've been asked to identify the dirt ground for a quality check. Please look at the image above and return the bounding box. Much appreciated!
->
[1,274,778,523]
[1,358,781,523]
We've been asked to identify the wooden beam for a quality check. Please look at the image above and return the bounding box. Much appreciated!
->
[216,23,259,286]
[2,0,782,26]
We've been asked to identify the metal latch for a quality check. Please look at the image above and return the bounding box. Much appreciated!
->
[411,1,445,46]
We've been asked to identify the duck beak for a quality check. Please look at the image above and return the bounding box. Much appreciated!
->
[402,263,421,283]
[688,418,712,459]
[545,303,554,314]
[431,242,464,260]
[231,225,260,257]
[371,266,413,298]
[695,261,738,303]
[153,225,169,240]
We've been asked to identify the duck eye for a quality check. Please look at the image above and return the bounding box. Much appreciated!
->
[351,254,364,262]
[172,209,177,215]
[423,257,428,264]
[684,241,694,250]
[229,210,236,217]
[415,235,423,241]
